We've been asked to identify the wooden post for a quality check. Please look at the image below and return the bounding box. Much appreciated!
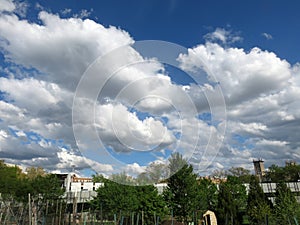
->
[131,212,134,225]
[294,216,299,225]
[100,202,103,225]
[55,199,59,225]
[136,213,139,225]
[114,213,117,225]
[73,195,77,225]
[28,193,32,225]
[59,200,62,225]
[171,208,174,225]
[265,214,269,225]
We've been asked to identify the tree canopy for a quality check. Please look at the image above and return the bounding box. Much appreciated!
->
[91,176,167,225]
[216,176,247,225]
[274,182,300,224]
[247,175,272,225]
[0,160,63,202]
[163,153,199,225]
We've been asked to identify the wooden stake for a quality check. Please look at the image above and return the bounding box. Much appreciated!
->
[29,193,32,225]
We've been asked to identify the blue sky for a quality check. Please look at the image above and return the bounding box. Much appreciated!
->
[30,0,300,63]
[1,0,300,178]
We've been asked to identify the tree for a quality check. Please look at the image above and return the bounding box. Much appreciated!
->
[274,182,300,224]
[216,176,247,225]
[211,169,227,179]
[164,153,198,225]
[91,174,167,225]
[197,178,218,212]
[228,166,251,183]
[247,175,272,225]
[265,164,300,182]
[168,152,188,176]
[136,162,169,185]
[283,164,300,182]
[110,171,136,185]
[146,162,169,183]
[26,166,46,180]
[92,178,138,222]
[136,172,152,185]
[135,185,167,225]
[0,161,28,201]
[92,173,106,183]
[0,162,64,224]
[265,164,285,182]
[30,174,64,200]
[216,180,236,225]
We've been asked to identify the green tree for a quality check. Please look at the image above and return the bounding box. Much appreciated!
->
[274,182,300,224]
[164,153,198,225]
[136,172,152,185]
[0,162,63,202]
[0,161,64,224]
[216,176,247,225]
[110,171,136,185]
[30,174,64,200]
[92,173,106,183]
[247,175,272,225]
[283,164,300,182]
[197,178,218,212]
[265,164,300,182]
[26,166,46,180]
[265,164,285,182]
[91,175,167,225]
[228,166,251,183]
[135,185,167,225]
[168,152,188,176]
[0,161,28,201]
[146,162,169,183]
[136,162,169,185]
[92,178,137,223]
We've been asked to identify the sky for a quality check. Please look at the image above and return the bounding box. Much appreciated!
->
[1,0,300,179]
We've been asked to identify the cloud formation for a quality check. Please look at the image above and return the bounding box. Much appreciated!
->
[262,32,273,40]
[204,27,242,45]
[179,40,300,170]
[0,0,300,177]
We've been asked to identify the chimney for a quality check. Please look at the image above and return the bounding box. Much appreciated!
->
[253,159,265,182]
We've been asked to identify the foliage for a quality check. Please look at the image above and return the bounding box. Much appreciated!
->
[0,160,28,201]
[26,166,46,180]
[216,176,247,225]
[265,164,300,182]
[164,153,198,225]
[110,171,136,185]
[91,175,167,225]
[168,152,188,176]
[135,185,168,224]
[30,174,64,199]
[92,173,107,183]
[274,182,300,225]
[0,161,63,202]
[136,172,152,185]
[211,169,227,178]
[247,175,272,225]
[136,162,169,185]
[227,166,251,183]
[197,178,218,212]
[92,178,138,217]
